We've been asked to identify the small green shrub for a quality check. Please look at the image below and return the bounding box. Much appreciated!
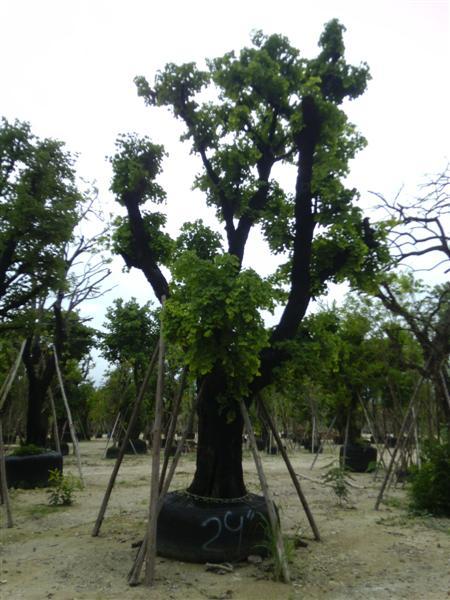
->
[11,444,46,456]
[408,438,450,517]
[322,463,353,506]
[47,469,82,506]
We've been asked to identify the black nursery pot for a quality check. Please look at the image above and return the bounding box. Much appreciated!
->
[156,490,272,563]
[48,441,70,456]
[340,443,377,472]
[5,451,63,489]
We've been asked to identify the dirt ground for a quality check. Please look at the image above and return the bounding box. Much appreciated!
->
[1,439,449,600]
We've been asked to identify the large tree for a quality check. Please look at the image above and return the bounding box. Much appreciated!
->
[110,21,386,498]
[0,118,80,320]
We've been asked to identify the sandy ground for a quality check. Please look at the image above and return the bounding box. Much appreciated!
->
[1,439,449,600]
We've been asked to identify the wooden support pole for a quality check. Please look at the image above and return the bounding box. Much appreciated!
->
[144,304,166,587]
[440,369,450,412]
[48,389,61,455]
[239,397,290,584]
[92,345,158,537]
[159,367,188,493]
[0,341,26,412]
[0,420,13,527]
[53,345,84,487]
[128,387,202,586]
[375,372,426,510]
[310,416,336,471]
[104,412,121,459]
[258,396,321,542]
[128,390,201,586]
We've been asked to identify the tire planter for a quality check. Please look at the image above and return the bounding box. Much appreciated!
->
[340,444,377,473]
[157,490,273,563]
[5,451,63,489]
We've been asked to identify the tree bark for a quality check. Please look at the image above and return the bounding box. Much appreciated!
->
[187,370,246,498]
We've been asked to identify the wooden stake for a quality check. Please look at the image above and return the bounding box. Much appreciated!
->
[239,397,290,584]
[0,341,26,412]
[258,396,320,541]
[159,367,188,493]
[440,369,450,412]
[144,304,166,586]
[375,371,426,510]
[48,389,61,455]
[53,345,84,486]
[92,345,158,537]
[0,420,13,527]
[310,416,336,471]
[128,386,203,586]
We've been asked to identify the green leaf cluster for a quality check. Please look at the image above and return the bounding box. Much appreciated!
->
[109,133,166,205]
[0,118,81,318]
[163,253,273,397]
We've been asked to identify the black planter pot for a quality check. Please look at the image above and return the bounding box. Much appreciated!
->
[48,442,70,456]
[340,444,377,473]
[124,438,147,454]
[5,451,63,488]
[255,438,265,451]
[156,491,272,563]
[105,446,120,459]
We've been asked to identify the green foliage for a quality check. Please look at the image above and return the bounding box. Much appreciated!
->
[0,117,80,319]
[11,444,46,456]
[100,297,159,375]
[163,253,273,397]
[111,212,174,268]
[322,462,353,506]
[109,133,166,205]
[174,220,223,261]
[408,438,450,517]
[47,469,82,506]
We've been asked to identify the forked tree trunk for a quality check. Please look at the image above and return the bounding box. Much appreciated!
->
[187,371,246,499]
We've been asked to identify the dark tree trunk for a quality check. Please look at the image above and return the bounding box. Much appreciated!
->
[187,370,246,499]
[25,374,49,446]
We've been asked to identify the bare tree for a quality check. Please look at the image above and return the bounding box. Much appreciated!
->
[372,165,450,273]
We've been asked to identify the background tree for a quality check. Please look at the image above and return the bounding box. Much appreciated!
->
[0,118,80,320]
[109,21,388,498]
[16,193,109,446]
[99,298,160,439]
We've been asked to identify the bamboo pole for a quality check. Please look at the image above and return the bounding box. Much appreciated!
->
[92,345,158,537]
[440,369,450,412]
[258,396,320,541]
[128,391,200,586]
[239,397,290,584]
[104,412,121,459]
[0,420,13,527]
[53,345,84,486]
[159,367,188,493]
[412,406,421,469]
[375,371,426,510]
[144,304,166,586]
[310,416,336,471]
[0,341,26,412]
[48,389,61,455]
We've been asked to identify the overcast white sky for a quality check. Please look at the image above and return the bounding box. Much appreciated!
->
[1,0,448,382]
